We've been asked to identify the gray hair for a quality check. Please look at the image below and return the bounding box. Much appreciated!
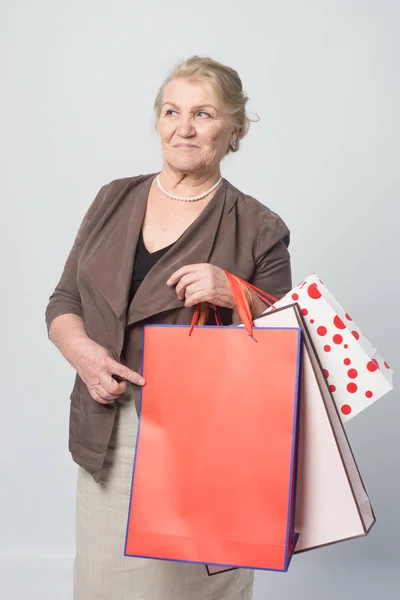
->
[153,55,259,156]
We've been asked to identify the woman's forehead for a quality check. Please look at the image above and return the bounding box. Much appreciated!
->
[163,78,219,105]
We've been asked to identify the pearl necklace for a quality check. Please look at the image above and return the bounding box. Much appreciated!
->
[156,173,223,202]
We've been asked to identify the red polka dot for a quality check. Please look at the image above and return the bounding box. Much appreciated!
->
[341,404,352,415]
[372,359,379,369]
[333,334,343,344]
[347,383,358,393]
[384,361,391,369]
[347,368,358,379]
[329,384,336,392]
[308,283,322,300]
[319,279,325,285]
[365,391,373,398]
[352,331,360,340]
[344,358,351,365]
[334,315,346,330]
[324,345,331,352]
[367,360,378,372]
[344,344,348,349]
[292,293,299,301]
[317,326,327,336]
[345,313,352,321]
[323,369,329,379]
[301,308,308,316]
[310,319,315,324]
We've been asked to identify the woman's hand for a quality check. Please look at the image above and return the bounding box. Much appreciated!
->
[71,337,145,404]
[167,263,235,309]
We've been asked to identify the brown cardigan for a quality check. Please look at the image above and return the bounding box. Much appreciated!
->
[45,172,292,482]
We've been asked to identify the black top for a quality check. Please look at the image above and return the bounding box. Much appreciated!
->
[129,231,175,303]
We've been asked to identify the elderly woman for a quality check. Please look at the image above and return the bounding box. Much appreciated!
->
[45,55,292,600]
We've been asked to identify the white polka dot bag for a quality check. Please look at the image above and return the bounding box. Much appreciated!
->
[265,273,393,422]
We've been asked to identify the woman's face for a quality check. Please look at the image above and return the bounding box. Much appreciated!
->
[157,77,236,175]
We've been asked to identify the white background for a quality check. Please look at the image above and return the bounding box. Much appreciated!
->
[1,1,399,598]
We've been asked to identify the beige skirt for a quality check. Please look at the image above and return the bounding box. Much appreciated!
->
[73,385,254,600]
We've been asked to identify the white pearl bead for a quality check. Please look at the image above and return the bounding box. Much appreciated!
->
[156,173,222,202]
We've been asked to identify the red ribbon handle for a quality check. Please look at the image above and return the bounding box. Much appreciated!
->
[189,270,279,338]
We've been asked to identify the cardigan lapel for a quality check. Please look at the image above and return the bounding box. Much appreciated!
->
[126,177,231,327]
[80,173,155,326]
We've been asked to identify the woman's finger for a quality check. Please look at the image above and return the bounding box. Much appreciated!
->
[101,373,128,396]
[184,282,204,299]
[101,376,128,398]
[98,381,123,401]
[175,273,199,300]
[88,386,116,404]
[184,290,209,308]
[107,358,146,386]
[167,264,203,287]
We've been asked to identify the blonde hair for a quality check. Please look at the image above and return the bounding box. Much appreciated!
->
[153,55,259,156]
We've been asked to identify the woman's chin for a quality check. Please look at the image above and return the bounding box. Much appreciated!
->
[167,156,204,172]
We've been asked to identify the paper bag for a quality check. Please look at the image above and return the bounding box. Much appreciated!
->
[125,324,302,572]
[259,304,375,552]
[265,274,393,421]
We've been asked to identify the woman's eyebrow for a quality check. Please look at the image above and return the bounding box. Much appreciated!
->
[162,102,217,110]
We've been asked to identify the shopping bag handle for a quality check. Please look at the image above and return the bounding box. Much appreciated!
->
[189,271,279,338]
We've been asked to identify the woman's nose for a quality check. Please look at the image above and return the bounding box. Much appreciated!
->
[176,116,195,136]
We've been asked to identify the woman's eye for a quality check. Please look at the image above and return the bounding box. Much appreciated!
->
[164,110,210,117]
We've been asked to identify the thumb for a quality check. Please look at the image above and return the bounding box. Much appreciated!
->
[109,359,145,386]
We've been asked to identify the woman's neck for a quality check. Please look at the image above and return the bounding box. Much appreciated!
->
[159,166,222,198]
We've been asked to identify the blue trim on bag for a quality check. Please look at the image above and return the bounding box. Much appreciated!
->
[143,324,301,330]
[283,329,303,570]
[124,324,303,572]
[123,540,301,573]
[291,330,303,558]
[123,326,146,558]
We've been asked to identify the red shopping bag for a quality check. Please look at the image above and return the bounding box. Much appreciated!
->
[124,278,303,572]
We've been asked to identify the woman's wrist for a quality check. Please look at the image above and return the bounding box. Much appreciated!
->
[50,314,91,366]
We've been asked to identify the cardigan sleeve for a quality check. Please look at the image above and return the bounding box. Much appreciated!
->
[44,184,109,337]
[248,236,292,318]
[232,212,292,323]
